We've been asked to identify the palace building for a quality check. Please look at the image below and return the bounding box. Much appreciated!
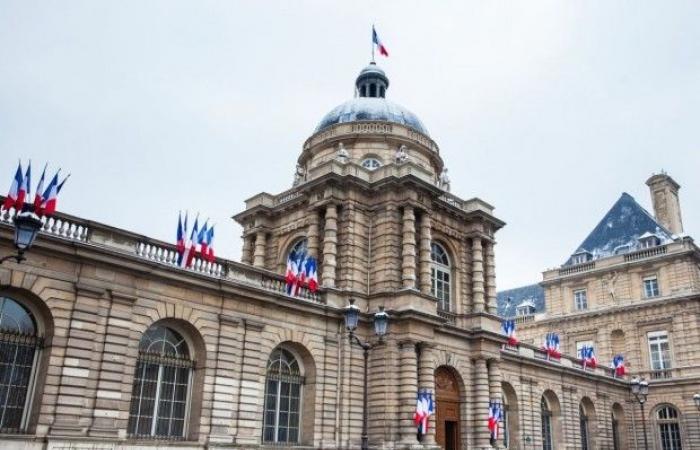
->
[0,62,696,450]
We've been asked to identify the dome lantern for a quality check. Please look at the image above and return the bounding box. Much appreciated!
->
[356,62,389,98]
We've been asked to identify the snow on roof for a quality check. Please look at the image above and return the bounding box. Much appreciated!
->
[563,193,674,266]
[497,284,545,318]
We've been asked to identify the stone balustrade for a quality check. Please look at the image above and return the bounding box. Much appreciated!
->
[0,205,322,304]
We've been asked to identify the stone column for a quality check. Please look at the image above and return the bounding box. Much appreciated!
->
[419,213,432,295]
[241,234,254,265]
[485,242,498,314]
[472,238,486,313]
[252,230,266,268]
[488,359,502,448]
[234,319,266,445]
[401,206,417,289]
[417,344,437,445]
[307,208,320,258]
[207,314,242,443]
[398,341,419,445]
[473,357,491,449]
[322,204,338,287]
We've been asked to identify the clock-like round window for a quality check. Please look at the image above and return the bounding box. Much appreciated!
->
[361,158,382,171]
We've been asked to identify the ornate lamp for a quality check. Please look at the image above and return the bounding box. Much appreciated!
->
[2,212,43,264]
[630,377,650,450]
[373,306,389,337]
[693,393,700,411]
[344,298,360,332]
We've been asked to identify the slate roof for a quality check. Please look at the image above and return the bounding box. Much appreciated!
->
[563,192,673,266]
[497,284,545,318]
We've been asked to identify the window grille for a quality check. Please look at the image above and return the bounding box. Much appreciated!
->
[263,348,304,444]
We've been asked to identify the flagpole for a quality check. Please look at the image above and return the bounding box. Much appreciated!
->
[371,25,375,63]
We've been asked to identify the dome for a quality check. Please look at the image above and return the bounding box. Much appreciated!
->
[315,97,429,136]
[314,62,429,136]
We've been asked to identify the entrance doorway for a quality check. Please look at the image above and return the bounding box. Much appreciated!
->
[435,366,461,450]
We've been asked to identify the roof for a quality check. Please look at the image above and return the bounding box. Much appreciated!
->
[314,97,429,136]
[497,283,545,318]
[563,192,674,266]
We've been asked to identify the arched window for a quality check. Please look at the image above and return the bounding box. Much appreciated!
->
[579,404,590,450]
[361,158,382,171]
[430,242,451,311]
[128,324,193,439]
[611,403,626,450]
[0,296,40,433]
[541,397,553,450]
[263,348,304,444]
[289,238,308,259]
[656,405,683,450]
[369,83,377,97]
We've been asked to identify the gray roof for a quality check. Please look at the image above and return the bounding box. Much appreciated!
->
[314,97,429,136]
[497,284,545,318]
[563,192,673,265]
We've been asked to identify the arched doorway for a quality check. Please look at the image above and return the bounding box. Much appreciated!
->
[435,366,461,450]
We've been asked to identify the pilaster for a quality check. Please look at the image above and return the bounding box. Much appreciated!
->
[322,204,338,287]
[485,241,497,314]
[473,357,491,449]
[472,238,485,313]
[253,231,267,268]
[402,206,417,289]
[398,340,418,445]
[417,344,437,446]
[419,213,432,295]
[307,208,320,258]
[241,233,255,265]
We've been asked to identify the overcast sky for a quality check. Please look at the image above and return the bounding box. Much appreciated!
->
[1,1,699,290]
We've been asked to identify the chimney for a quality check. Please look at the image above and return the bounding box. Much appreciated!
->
[646,172,683,235]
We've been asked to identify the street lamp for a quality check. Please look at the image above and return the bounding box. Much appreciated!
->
[630,377,650,450]
[694,393,700,411]
[1,212,43,264]
[344,298,389,450]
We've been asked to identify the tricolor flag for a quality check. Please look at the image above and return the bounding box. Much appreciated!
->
[611,354,626,377]
[181,216,199,268]
[488,402,502,441]
[33,163,48,212]
[372,26,389,57]
[2,162,23,211]
[17,162,31,211]
[205,226,215,262]
[413,391,425,430]
[413,390,434,435]
[176,211,186,258]
[501,319,518,346]
[580,345,597,369]
[294,251,308,295]
[285,250,300,295]
[41,172,69,216]
[543,332,561,358]
[198,221,209,259]
[305,257,318,293]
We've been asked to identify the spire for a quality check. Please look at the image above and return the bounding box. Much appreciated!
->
[355,62,389,98]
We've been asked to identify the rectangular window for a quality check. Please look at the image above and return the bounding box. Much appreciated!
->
[576,340,594,359]
[431,267,451,312]
[574,289,588,310]
[644,277,660,298]
[647,331,672,370]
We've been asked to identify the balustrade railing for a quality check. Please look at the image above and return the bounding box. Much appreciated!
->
[624,245,668,262]
[1,206,89,242]
[437,308,457,324]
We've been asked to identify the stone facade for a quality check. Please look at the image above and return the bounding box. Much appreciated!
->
[0,63,687,450]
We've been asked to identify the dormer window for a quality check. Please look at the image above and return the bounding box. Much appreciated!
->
[571,251,591,265]
[361,158,382,171]
[516,300,536,317]
[639,235,660,249]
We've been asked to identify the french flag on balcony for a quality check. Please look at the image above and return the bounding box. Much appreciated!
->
[488,401,502,441]
[2,162,23,211]
[198,221,209,259]
[41,172,69,216]
[612,354,626,377]
[543,332,561,358]
[501,319,518,346]
[16,162,30,211]
[205,226,215,262]
[176,211,187,263]
[581,345,597,369]
[305,257,318,293]
[33,163,47,212]
[285,250,301,295]
[180,216,199,269]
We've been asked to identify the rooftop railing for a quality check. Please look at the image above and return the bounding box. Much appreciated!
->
[0,206,323,304]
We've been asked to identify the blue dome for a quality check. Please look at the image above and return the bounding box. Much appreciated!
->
[315,97,429,136]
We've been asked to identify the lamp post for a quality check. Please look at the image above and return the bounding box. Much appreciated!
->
[630,377,650,450]
[694,393,700,411]
[344,298,389,450]
[1,211,43,264]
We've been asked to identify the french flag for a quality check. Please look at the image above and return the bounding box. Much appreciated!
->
[205,226,215,262]
[488,402,501,440]
[372,26,389,57]
[294,251,308,295]
[501,319,519,346]
[181,216,199,268]
[581,345,597,369]
[285,250,300,295]
[198,221,209,259]
[16,162,30,211]
[41,173,69,216]
[33,163,47,212]
[543,332,561,358]
[176,211,186,258]
[3,162,23,211]
[305,257,318,293]
[612,355,626,377]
